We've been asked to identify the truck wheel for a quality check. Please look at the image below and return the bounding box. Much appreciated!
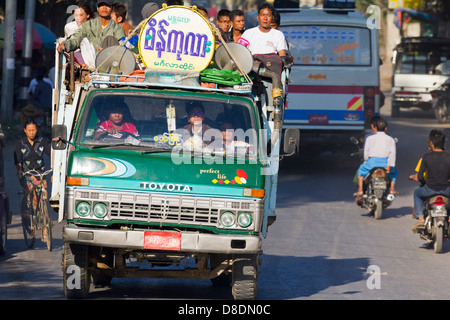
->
[434,100,448,123]
[391,102,400,117]
[62,243,91,299]
[232,255,259,300]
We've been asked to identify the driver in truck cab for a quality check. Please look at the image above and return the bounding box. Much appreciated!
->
[94,105,140,140]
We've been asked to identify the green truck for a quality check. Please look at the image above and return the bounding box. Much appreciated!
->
[51,5,295,300]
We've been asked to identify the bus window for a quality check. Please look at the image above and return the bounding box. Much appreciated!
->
[280,25,371,66]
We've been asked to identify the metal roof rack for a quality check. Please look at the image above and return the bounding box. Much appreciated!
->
[87,72,253,95]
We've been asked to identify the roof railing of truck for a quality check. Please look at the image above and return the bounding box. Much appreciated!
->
[277,6,357,13]
[88,71,253,95]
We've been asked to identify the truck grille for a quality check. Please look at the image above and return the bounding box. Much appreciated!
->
[73,190,258,228]
[110,195,220,225]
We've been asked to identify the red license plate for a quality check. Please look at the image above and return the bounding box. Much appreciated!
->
[144,231,181,251]
[309,114,329,124]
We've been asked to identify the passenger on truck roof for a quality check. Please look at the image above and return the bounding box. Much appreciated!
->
[216,9,231,34]
[94,105,140,140]
[111,2,134,36]
[240,3,287,56]
[141,2,159,20]
[64,0,94,39]
[57,0,126,54]
[225,9,246,43]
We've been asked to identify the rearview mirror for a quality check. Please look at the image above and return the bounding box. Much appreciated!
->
[52,124,68,150]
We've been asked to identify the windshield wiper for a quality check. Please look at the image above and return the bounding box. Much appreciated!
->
[140,147,173,154]
[90,142,138,150]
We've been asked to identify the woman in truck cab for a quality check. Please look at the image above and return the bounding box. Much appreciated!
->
[94,105,140,140]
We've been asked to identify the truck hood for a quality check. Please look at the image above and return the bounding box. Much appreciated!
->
[68,149,264,198]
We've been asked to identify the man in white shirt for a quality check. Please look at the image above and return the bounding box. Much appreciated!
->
[355,116,397,196]
[240,3,287,56]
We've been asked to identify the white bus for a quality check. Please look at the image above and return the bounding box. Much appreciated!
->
[279,6,381,147]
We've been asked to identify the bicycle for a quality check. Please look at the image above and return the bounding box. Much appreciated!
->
[20,169,53,251]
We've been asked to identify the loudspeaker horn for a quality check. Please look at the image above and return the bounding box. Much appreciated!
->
[214,42,253,74]
[95,45,136,75]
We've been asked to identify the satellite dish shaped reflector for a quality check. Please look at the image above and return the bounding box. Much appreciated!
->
[95,45,136,75]
[214,42,253,74]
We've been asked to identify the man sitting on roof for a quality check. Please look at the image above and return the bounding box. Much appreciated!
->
[57,0,125,55]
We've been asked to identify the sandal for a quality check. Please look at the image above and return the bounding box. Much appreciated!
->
[353,191,363,196]
[412,221,425,233]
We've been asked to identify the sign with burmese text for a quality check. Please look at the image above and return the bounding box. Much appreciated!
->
[138,6,215,71]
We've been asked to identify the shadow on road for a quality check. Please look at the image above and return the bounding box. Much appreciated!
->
[259,254,370,299]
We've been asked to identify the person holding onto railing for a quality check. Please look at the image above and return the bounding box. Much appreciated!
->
[239,3,287,57]
[57,0,125,55]
[14,120,51,219]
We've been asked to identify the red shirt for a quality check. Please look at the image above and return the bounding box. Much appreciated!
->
[97,120,139,138]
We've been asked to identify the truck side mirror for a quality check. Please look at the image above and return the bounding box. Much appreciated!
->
[283,128,300,155]
[52,124,68,150]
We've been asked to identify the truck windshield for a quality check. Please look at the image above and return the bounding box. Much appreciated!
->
[79,92,257,159]
[394,41,450,75]
[280,25,371,66]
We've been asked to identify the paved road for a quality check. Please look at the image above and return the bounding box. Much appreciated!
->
[1,92,449,300]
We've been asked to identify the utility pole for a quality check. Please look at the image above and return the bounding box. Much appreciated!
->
[1,0,17,122]
[18,0,36,108]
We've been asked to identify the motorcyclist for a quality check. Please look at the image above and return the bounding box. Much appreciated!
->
[412,129,450,232]
[353,116,398,197]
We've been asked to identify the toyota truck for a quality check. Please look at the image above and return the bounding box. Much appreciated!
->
[51,5,294,300]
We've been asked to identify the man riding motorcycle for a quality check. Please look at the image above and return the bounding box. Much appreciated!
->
[412,129,450,232]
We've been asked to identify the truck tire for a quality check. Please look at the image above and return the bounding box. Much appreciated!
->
[232,255,259,300]
[391,102,400,118]
[62,243,91,299]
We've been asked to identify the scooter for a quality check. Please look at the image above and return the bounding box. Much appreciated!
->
[431,78,450,123]
[351,137,396,220]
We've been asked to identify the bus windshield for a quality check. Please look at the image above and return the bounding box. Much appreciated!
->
[280,25,372,66]
[79,92,257,159]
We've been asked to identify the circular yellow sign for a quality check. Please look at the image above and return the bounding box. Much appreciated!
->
[138,6,215,72]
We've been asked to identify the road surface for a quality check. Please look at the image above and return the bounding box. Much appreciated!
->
[1,92,449,301]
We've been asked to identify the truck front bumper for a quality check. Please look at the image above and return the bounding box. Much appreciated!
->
[63,226,262,254]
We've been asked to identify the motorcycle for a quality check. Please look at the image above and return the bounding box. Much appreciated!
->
[350,137,396,220]
[431,77,450,123]
[410,170,450,253]
[415,194,449,253]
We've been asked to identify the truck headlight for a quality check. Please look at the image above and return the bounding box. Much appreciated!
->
[220,211,235,227]
[237,212,252,228]
[76,201,91,217]
[93,202,108,218]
